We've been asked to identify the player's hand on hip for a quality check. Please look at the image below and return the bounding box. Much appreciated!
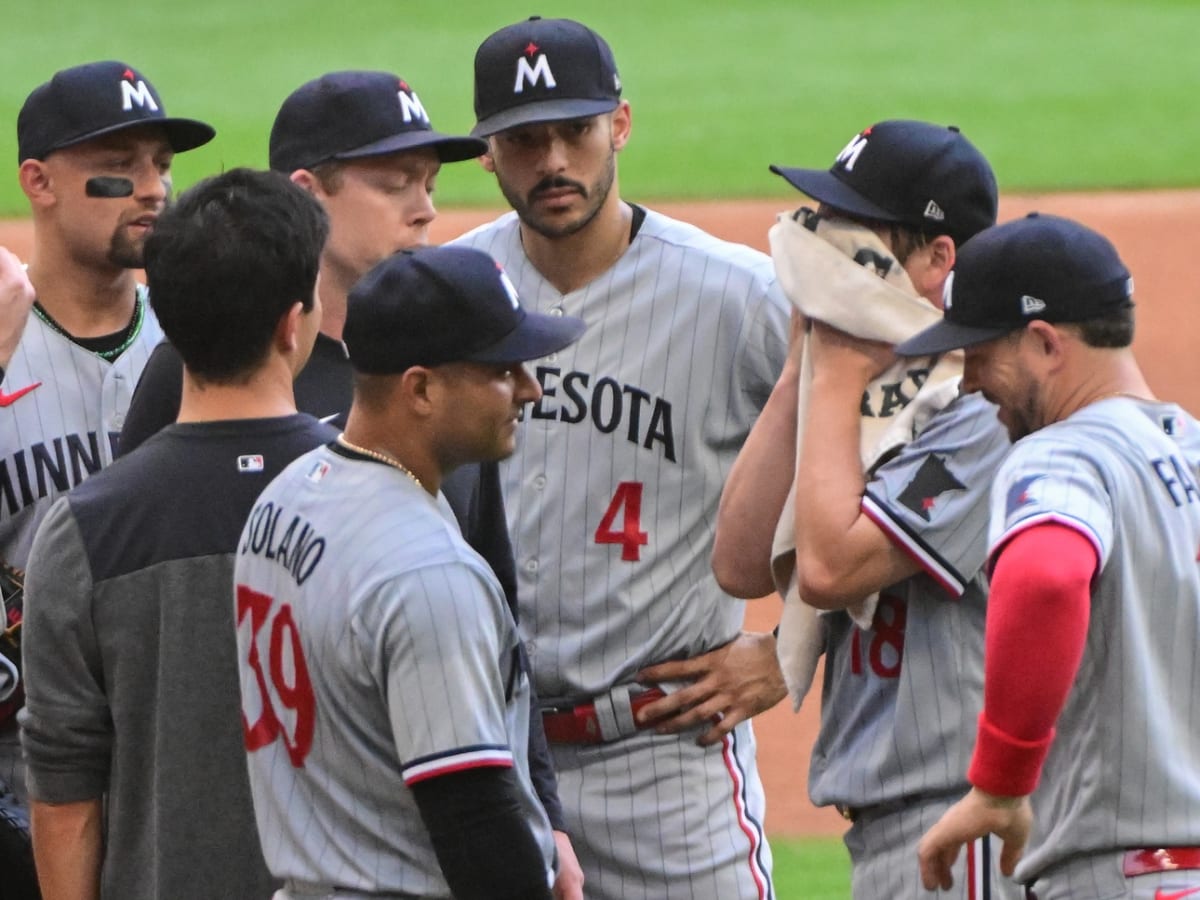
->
[635,631,788,746]
[0,249,35,371]
[917,787,1032,891]
[551,830,584,900]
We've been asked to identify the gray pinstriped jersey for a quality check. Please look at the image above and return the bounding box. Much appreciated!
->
[809,391,1011,809]
[234,445,555,896]
[989,398,1200,883]
[0,284,163,567]
[453,209,790,699]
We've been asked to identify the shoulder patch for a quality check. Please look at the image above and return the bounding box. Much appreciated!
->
[898,454,966,521]
[1005,474,1045,517]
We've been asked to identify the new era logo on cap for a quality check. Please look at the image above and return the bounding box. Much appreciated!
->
[924,200,945,222]
[473,17,622,137]
[1021,295,1047,315]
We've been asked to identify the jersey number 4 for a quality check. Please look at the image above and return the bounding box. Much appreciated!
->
[595,481,649,561]
[237,584,316,767]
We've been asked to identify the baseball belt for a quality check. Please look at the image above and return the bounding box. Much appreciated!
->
[540,685,667,744]
[1122,847,1200,877]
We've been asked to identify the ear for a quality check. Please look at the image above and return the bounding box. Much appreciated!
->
[1023,320,1069,370]
[290,169,321,196]
[907,234,956,307]
[478,147,496,174]
[19,160,54,207]
[276,300,306,354]
[400,366,437,416]
[610,100,632,151]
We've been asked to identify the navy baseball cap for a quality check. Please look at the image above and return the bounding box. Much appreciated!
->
[472,16,622,137]
[769,120,998,247]
[269,71,486,173]
[896,213,1135,356]
[345,246,585,373]
[18,61,215,163]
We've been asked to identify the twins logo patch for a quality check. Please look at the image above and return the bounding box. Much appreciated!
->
[897,454,966,521]
[237,454,264,473]
[1005,474,1045,516]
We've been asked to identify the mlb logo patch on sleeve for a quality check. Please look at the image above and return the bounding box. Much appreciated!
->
[237,454,265,473]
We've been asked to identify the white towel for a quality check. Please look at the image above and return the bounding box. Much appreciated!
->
[767,210,963,710]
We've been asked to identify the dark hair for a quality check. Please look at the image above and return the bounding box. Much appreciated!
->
[1071,305,1135,348]
[819,205,933,265]
[144,167,328,381]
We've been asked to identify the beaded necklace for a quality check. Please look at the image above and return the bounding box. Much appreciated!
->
[32,294,144,361]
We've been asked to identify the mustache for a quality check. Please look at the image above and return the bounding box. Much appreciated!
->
[528,176,587,203]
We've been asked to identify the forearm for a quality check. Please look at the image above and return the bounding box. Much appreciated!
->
[31,797,103,900]
[793,369,877,606]
[413,768,553,900]
[713,363,799,598]
[969,524,1095,796]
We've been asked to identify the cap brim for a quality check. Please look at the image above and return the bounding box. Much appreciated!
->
[47,117,216,158]
[895,320,1013,357]
[472,98,619,138]
[768,164,899,223]
[336,129,487,164]
[468,311,586,364]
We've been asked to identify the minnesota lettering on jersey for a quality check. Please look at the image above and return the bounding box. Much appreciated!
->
[531,366,677,462]
[0,431,121,515]
[861,366,932,418]
[240,500,326,585]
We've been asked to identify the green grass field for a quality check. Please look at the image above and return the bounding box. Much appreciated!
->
[1,0,1198,215]
[773,836,852,899]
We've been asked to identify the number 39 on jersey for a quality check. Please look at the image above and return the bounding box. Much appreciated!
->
[237,584,316,767]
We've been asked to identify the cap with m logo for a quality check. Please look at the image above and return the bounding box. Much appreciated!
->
[17,60,214,163]
[268,70,485,173]
[472,16,622,137]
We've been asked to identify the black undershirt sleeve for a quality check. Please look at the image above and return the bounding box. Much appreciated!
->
[410,767,554,900]
[118,340,184,456]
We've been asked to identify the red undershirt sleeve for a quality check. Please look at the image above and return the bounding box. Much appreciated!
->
[968,522,1098,797]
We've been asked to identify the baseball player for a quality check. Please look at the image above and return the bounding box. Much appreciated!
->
[452,17,790,899]
[234,246,584,900]
[911,214,1200,899]
[713,121,1021,899]
[20,168,331,900]
[116,71,584,896]
[0,63,213,886]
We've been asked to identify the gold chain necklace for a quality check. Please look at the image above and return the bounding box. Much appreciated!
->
[335,434,424,491]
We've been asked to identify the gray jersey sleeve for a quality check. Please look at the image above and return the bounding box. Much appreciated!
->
[862,392,1011,596]
[355,562,519,785]
[989,435,1114,566]
[18,497,112,802]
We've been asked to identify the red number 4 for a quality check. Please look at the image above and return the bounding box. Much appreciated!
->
[594,481,649,561]
[236,584,316,767]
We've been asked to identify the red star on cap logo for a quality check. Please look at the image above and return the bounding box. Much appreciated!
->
[524,41,539,56]
[123,68,136,81]
[398,80,410,92]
